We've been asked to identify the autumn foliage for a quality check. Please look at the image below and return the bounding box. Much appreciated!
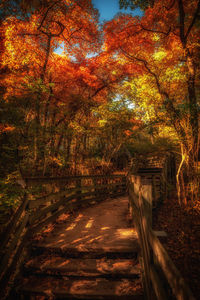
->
[0,0,200,206]
[104,0,200,204]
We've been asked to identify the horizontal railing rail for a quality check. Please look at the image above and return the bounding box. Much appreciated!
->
[128,174,195,300]
[24,174,125,183]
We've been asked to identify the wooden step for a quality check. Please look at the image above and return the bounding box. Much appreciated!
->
[17,276,144,299]
[32,244,139,259]
[24,255,141,278]
[13,197,143,299]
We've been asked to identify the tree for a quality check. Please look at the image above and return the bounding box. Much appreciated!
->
[1,0,101,175]
[119,0,154,10]
[104,0,200,203]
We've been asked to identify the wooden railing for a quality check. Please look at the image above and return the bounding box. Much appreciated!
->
[128,174,196,300]
[0,174,126,299]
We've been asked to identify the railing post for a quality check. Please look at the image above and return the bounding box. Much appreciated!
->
[128,175,153,300]
[141,184,152,227]
[93,177,98,199]
[76,178,82,201]
[138,186,152,300]
[122,176,126,194]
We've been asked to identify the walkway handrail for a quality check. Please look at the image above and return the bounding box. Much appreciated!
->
[0,174,126,299]
[128,174,195,300]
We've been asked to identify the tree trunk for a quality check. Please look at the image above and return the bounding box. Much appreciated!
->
[187,53,199,158]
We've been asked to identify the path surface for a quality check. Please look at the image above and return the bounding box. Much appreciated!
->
[36,196,140,253]
[15,196,144,299]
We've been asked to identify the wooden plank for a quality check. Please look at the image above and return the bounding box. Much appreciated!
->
[129,198,140,218]
[30,203,76,235]
[141,184,152,226]
[129,185,140,208]
[128,182,152,300]
[28,187,86,208]
[76,178,82,201]
[153,231,167,238]
[129,180,195,300]
[147,227,196,300]
[0,229,30,298]
[30,195,101,235]
[30,183,125,224]
[137,192,152,300]
[150,264,168,300]
[0,213,29,278]
[0,194,29,253]
[25,175,126,184]
[29,194,75,225]
[30,185,125,236]
[28,183,125,208]
[93,177,98,197]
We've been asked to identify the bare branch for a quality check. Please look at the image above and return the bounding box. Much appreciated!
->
[178,0,186,47]
[42,35,51,79]
[62,27,83,44]
[163,0,175,11]
[120,47,162,92]
[39,20,65,37]
[91,84,108,98]
[37,0,60,30]
[140,24,171,36]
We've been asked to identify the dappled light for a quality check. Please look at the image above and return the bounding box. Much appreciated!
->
[96,259,136,274]
[57,213,70,223]
[36,197,139,253]
[85,218,94,228]
[65,223,77,231]
[70,280,98,294]
[101,227,110,230]
[1,0,199,298]
[71,236,91,245]
[116,228,138,238]
[65,214,84,231]
[115,279,139,295]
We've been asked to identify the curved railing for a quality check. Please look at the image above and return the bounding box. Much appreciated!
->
[128,174,195,300]
[0,174,126,299]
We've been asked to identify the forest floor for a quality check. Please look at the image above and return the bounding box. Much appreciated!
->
[153,194,200,299]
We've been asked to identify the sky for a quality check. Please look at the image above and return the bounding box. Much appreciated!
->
[54,0,142,55]
[92,0,142,22]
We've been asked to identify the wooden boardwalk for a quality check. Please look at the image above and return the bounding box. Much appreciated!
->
[14,196,144,299]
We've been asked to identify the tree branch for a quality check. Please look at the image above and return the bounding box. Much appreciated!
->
[119,47,188,149]
[185,0,200,41]
[178,0,186,47]
[41,35,51,80]
[140,24,171,36]
[164,0,175,11]
[37,0,60,30]
[39,20,65,37]
[120,47,162,93]
[61,27,83,44]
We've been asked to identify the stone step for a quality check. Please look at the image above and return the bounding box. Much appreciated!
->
[24,255,141,278]
[17,276,144,299]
